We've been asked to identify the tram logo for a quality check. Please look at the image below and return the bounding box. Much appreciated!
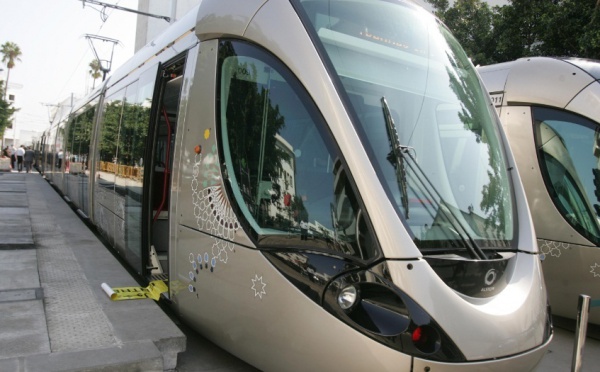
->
[484,269,497,286]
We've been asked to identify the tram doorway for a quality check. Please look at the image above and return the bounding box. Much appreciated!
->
[145,57,185,281]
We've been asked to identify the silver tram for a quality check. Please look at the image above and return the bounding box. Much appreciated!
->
[38,0,551,370]
[478,57,600,326]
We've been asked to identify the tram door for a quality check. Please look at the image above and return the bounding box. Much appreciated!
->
[144,57,186,280]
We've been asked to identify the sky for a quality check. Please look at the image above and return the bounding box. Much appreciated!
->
[0,0,139,135]
[0,0,510,139]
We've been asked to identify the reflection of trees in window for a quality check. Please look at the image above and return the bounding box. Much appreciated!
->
[118,100,150,167]
[99,99,123,162]
[219,41,379,260]
[445,55,509,241]
[65,118,77,162]
[67,105,95,169]
[223,54,290,227]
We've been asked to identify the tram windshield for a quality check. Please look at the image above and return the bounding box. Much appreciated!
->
[533,107,600,246]
[297,0,515,252]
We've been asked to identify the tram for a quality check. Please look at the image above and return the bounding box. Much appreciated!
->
[39,0,552,370]
[478,57,600,326]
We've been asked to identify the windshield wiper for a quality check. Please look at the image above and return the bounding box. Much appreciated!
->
[380,96,487,260]
[382,97,410,219]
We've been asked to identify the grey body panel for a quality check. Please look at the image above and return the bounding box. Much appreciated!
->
[167,1,550,370]
[479,57,600,324]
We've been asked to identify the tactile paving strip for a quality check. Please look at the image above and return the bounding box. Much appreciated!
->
[34,201,118,352]
[38,244,118,352]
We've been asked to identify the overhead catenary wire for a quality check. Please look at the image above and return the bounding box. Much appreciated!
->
[54,1,120,102]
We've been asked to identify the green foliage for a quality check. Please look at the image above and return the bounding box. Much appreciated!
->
[65,104,95,163]
[89,59,103,89]
[1,41,21,69]
[426,0,600,63]
[97,97,150,165]
[99,99,122,161]
[442,0,495,65]
[1,41,22,101]
[0,80,17,138]
[119,100,150,165]
[225,63,288,202]
[537,0,600,60]
[490,0,556,62]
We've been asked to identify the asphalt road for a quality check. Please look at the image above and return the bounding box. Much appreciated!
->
[173,313,600,372]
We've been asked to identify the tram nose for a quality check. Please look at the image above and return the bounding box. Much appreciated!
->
[322,261,467,362]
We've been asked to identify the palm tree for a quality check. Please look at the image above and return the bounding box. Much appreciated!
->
[89,59,102,90]
[1,41,22,100]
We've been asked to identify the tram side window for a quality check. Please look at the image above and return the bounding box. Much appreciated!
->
[533,106,600,245]
[68,104,95,173]
[97,88,126,188]
[218,40,378,261]
[73,104,95,214]
[46,129,57,173]
[55,122,66,170]
[77,106,95,172]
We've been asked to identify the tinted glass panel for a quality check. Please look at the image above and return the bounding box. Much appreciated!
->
[219,40,378,260]
[119,72,154,274]
[94,88,125,246]
[297,0,515,254]
[54,122,67,189]
[534,107,600,245]
[65,102,95,214]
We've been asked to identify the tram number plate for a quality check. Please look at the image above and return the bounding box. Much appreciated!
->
[489,93,504,107]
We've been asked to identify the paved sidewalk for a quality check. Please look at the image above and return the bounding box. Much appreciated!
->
[0,171,185,372]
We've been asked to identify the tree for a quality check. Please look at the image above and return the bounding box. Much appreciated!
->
[1,41,22,100]
[579,0,600,59]
[445,0,495,65]
[89,59,102,90]
[427,0,496,65]
[491,0,556,62]
[536,0,600,60]
[426,0,600,64]
[0,81,17,139]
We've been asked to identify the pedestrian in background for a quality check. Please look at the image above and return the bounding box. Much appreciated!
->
[15,145,25,172]
[10,145,16,169]
[24,146,35,173]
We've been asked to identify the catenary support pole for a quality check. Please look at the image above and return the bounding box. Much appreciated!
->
[571,294,590,372]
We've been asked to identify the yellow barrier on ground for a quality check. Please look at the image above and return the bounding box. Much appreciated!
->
[98,161,143,180]
[101,280,168,301]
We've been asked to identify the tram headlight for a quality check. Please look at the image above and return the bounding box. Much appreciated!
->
[323,264,465,362]
[338,285,358,310]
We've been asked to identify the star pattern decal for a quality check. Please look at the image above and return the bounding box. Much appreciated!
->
[591,263,600,278]
[251,274,267,299]
[191,151,240,266]
[538,239,570,258]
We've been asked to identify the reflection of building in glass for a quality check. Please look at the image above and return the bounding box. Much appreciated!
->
[594,130,600,166]
[259,134,296,222]
[260,134,335,239]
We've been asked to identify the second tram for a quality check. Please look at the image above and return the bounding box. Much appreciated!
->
[479,56,600,325]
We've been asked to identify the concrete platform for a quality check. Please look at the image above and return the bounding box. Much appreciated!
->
[3,169,600,372]
[0,171,185,372]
